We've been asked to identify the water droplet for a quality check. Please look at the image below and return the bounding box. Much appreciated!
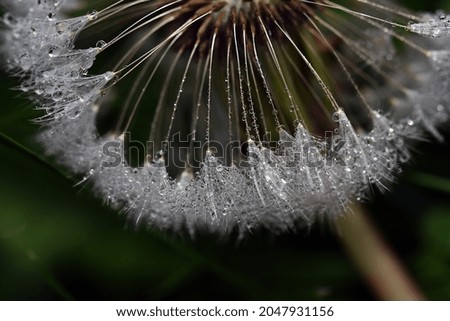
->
[155,150,164,160]
[399,153,409,163]
[68,107,82,119]
[70,70,79,78]
[55,21,67,34]
[111,75,119,84]
[332,111,341,122]
[47,46,59,57]
[87,10,98,20]
[19,54,32,71]
[96,40,107,49]
[52,91,63,101]
[387,127,395,140]
[4,13,18,26]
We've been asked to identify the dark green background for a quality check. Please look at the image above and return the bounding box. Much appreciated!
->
[0,0,449,300]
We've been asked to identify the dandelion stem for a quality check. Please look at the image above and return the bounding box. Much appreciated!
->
[336,203,425,300]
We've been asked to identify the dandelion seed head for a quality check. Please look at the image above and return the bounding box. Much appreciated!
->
[2,0,450,235]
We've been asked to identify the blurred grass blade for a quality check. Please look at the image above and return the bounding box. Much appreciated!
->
[407,171,450,194]
[0,131,69,179]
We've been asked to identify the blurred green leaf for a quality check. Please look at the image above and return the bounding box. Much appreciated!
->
[406,172,450,194]
[0,132,68,179]
[413,207,450,299]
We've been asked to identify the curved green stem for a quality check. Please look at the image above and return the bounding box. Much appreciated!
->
[337,203,425,300]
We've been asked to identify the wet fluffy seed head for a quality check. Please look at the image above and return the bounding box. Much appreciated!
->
[2,0,450,235]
